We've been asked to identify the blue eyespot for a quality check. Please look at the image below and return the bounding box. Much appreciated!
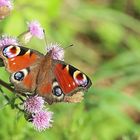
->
[53,86,63,97]
[14,71,24,81]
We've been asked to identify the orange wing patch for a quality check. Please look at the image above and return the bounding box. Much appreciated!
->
[38,83,52,95]
[23,73,34,89]
[8,53,38,72]
[54,64,78,94]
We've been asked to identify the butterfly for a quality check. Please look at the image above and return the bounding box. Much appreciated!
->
[0,6,10,20]
[0,45,92,104]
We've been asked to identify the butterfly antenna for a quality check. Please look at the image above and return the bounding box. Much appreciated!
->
[56,44,74,53]
[64,44,74,50]
[43,29,48,47]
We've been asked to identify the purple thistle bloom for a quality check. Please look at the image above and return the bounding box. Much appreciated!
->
[0,0,13,9]
[27,20,44,39]
[47,43,64,60]
[32,109,53,131]
[24,95,45,113]
[0,36,18,48]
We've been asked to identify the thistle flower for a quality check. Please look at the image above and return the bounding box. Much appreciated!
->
[27,20,44,39]
[24,95,45,113]
[47,43,64,60]
[32,109,53,132]
[0,36,18,48]
[0,0,13,9]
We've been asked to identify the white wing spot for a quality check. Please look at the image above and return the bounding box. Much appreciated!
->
[73,82,75,86]
[11,58,15,61]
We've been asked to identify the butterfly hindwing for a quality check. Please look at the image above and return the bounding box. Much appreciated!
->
[10,60,41,93]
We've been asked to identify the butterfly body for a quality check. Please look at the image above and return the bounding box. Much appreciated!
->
[0,45,92,104]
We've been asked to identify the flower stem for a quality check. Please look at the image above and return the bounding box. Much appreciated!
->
[0,79,14,92]
[0,79,25,111]
[17,30,29,39]
[0,79,26,101]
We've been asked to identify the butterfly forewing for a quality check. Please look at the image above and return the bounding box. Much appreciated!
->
[53,61,92,95]
[0,45,43,73]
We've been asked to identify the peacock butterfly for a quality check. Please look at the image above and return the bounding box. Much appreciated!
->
[0,44,92,104]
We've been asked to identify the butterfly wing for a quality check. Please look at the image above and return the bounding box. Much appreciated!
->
[10,62,41,93]
[0,45,43,93]
[53,61,92,94]
[0,45,43,73]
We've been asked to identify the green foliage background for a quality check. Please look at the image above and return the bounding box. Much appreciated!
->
[0,0,140,140]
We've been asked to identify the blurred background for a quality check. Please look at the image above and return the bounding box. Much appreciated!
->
[0,0,140,140]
